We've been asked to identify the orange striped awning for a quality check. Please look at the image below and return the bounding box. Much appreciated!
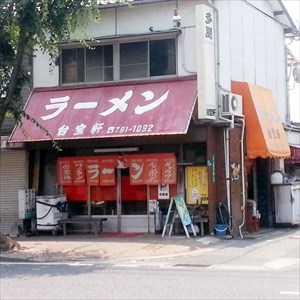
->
[232,82,291,159]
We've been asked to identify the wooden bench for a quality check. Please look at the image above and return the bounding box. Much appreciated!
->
[58,217,107,236]
[173,216,208,236]
[192,217,208,237]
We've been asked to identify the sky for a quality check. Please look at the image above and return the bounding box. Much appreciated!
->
[282,0,300,123]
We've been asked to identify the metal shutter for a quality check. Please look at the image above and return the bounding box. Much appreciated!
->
[0,149,28,236]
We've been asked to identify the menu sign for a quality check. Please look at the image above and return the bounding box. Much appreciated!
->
[173,195,192,226]
[185,166,208,205]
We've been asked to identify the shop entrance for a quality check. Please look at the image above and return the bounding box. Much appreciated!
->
[58,153,177,233]
[116,169,147,232]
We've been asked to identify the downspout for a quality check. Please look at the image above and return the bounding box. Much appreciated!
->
[210,2,234,235]
[236,117,246,239]
[223,123,233,235]
[284,45,291,123]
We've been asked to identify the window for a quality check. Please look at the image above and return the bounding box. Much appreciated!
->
[60,38,176,85]
[120,39,176,80]
[61,45,113,84]
[61,48,85,84]
[150,39,176,77]
[86,45,113,82]
[120,42,148,80]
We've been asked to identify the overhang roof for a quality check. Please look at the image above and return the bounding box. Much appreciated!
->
[9,77,197,143]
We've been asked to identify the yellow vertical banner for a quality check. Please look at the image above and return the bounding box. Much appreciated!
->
[185,166,208,205]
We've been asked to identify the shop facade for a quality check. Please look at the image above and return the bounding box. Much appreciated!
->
[6,0,296,237]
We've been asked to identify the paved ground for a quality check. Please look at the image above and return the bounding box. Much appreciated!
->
[0,232,214,262]
[0,227,299,263]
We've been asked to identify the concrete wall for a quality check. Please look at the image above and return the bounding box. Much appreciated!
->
[216,0,287,121]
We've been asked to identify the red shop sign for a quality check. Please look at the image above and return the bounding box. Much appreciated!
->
[161,154,177,184]
[99,156,117,186]
[144,157,161,185]
[57,158,73,186]
[72,159,86,185]
[86,157,100,186]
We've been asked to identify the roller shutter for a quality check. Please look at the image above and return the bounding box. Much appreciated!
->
[0,149,27,236]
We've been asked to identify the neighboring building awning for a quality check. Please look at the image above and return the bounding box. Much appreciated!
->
[231,81,291,159]
[9,78,197,142]
[285,145,300,164]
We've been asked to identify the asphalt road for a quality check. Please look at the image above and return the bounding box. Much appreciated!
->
[1,228,299,299]
[1,260,299,300]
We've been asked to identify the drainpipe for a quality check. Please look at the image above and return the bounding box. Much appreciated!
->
[222,118,234,235]
[224,126,231,232]
[285,46,291,123]
[236,117,246,239]
[210,1,234,235]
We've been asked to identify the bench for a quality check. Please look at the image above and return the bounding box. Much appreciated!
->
[173,216,208,236]
[191,217,208,237]
[58,217,107,236]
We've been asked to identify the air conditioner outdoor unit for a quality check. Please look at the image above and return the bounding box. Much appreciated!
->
[222,93,243,116]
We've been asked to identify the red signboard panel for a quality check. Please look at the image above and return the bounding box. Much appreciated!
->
[72,159,86,185]
[57,158,73,186]
[86,158,100,186]
[9,78,197,142]
[144,157,161,185]
[127,156,145,185]
[57,154,177,195]
[99,156,117,186]
[161,154,177,184]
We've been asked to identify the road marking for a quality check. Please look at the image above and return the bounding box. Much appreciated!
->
[264,258,299,270]
[0,261,93,266]
[159,264,178,269]
[208,264,266,271]
[173,264,210,268]
[289,235,300,239]
[113,264,139,268]
[280,291,300,295]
